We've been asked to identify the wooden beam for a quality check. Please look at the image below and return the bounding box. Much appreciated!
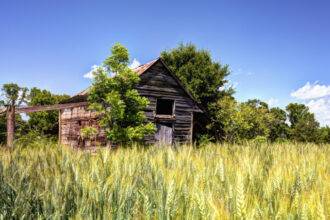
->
[15,102,88,114]
[0,102,88,147]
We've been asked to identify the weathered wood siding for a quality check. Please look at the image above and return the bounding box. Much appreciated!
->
[59,60,196,147]
[60,106,107,147]
[137,61,195,144]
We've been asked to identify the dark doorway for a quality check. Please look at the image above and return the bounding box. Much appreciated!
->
[156,99,174,115]
[155,122,173,145]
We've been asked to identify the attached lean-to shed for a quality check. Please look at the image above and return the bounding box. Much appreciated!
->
[59,58,202,147]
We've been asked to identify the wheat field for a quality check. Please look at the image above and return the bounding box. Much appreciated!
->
[0,141,329,219]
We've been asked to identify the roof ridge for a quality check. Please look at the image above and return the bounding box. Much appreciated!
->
[69,58,160,98]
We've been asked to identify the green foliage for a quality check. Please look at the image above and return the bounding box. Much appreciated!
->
[212,98,274,142]
[160,43,328,144]
[209,96,239,142]
[161,43,234,140]
[27,88,69,136]
[0,83,28,107]
[318,126,330,144]
[269,107,289,141]
[0,112,28,145]
[161,43,233,106]
[237,100,273,140]
[0,142,329,218]
[0,83,29,145]
[286,103,320,142]
[88,43,155,145]
[80,126,98,140]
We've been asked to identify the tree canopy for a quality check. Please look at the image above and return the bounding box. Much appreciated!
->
[0,83,28,109]
[28,88,69,136]
[161,43,234,141]
[161,43,233,107]
[88,43,155,145]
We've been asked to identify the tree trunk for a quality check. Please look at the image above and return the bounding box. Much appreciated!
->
[6,106,15,148]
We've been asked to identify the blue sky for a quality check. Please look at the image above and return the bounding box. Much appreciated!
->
[1,0,330,125]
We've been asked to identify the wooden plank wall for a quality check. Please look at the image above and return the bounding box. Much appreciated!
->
[137,61,195,144]
[60,106,106,147]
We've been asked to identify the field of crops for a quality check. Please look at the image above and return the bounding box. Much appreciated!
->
[0,141,329,219]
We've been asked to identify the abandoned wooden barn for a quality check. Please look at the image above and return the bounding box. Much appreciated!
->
[58,58,202,147]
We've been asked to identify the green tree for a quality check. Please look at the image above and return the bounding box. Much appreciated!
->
[269,107,289,142]
[286,103,319,142]
[213,98,275,142]
[211,96,239,142]
[88,43,155,145]
[0,83,28,147]
[237,100,273,140]
[28,88,69,136]
[161,43,234,140]
[318,126,330,144]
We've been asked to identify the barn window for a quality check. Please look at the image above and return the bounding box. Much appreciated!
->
[156,99,174,115]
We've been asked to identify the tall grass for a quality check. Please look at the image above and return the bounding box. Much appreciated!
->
[0,141,329,219]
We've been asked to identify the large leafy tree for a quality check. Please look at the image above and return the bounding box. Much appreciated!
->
[161,43,233,107]
[0,83,28,147]
[213,98,276,142]
[161,43,233,140]
[269,107,289,142]
[318,126,330,144]
[28,88,69,136]
[286,103,320,142]
[239,100,273,140]
[88,43,155,145]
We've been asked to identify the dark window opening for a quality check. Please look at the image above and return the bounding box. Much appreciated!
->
[156,99,174,115]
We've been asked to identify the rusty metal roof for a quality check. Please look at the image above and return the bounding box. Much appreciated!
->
[132,59,158,75]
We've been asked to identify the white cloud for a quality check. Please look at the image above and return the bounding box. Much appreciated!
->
[83,65,99,79]
[267,98,279,107]
[129,58,141,69]
[291,82,330,100]
[306,98,330,126]
[83,58,140,79]
[291,81,330,126]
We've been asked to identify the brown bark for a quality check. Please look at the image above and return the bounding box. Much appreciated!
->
[6,106,15,148]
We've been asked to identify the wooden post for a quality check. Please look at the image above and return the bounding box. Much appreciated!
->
[58,109,62,145]
[6,106,15,148]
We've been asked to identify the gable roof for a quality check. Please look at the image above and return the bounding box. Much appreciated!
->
[73,59,159,98]
[64,58,202,112]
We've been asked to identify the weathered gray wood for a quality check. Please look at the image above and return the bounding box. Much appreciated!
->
[138,61,195,144]
[155,123,173,146]
[15,102,88,114]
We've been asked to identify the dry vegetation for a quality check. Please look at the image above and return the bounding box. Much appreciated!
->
[0,142,329,219]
